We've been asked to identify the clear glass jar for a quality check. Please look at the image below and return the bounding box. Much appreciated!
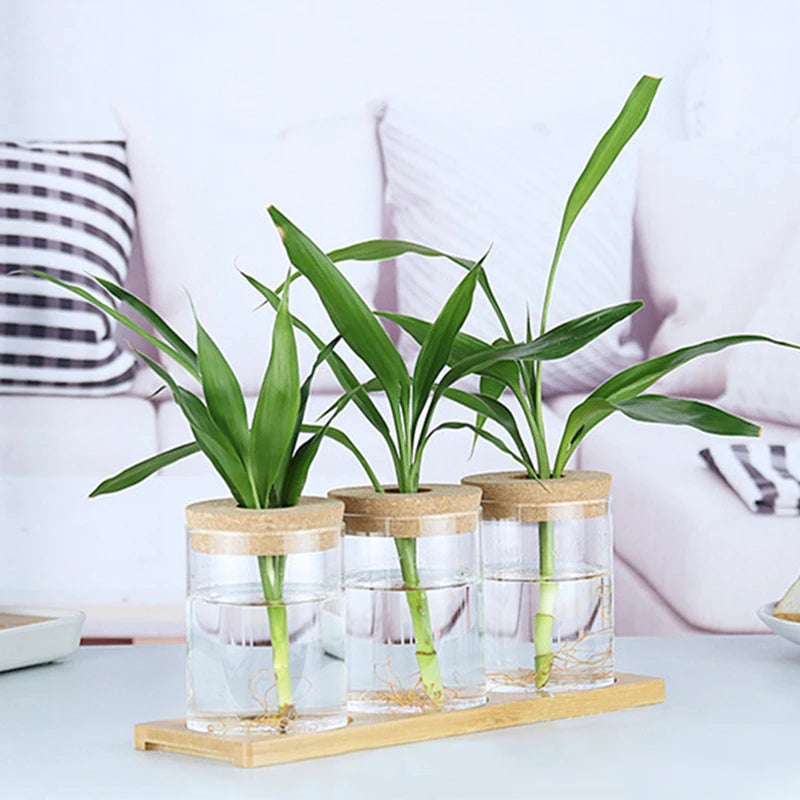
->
[330,484,486,714]
[462,471,613,694]
[185,497,346,735]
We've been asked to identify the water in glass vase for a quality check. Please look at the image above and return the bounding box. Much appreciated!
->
[186,584,346,734]
[346,572,485,713]
[484,566,613,692]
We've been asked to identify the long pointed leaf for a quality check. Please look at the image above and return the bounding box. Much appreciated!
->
[609,395,761,437]
[316,377,383,423]
[137,352,254,506]
[562,334,800,454]
[268,207,409,407]
[280,433,325,507]
[540,75,660,331]
[379,311,519,389]
[251,288,301,508]
[423,421,530,470]
[473,373,506,451]
[29,270,200,379]
[91,275,198,372]
[300,424,383,492]
[283,389,386,505]
[240,270,394,447]
[443,387,534,471]
[295,335,342,454]
[412,256,484,422]
[439,301,643,395]
[90,443,200,497]
[196,319,250,460]
[328,239,513,340]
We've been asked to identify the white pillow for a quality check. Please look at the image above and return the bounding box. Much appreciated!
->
[637,134,800,398]
[378,104,642,397]
[720,237,800,426]
[122,110,384,395]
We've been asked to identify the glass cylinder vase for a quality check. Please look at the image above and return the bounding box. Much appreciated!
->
[462,471,613,694]
[329,484,486,714]
[185,497,346,735]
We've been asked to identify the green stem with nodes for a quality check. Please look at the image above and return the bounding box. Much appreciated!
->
[257,554,294,718]
[384,384,445,707]
[394,536,444,706]
[530,247,558,688]
[534,520,557,687]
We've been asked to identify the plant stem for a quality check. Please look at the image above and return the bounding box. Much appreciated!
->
[266,602,293,709]
[257,554,294,716]
[395,537,444,706]
[530,328,556,687]
[534,520,557,687]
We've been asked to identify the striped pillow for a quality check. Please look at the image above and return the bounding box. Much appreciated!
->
[0,140,136,395]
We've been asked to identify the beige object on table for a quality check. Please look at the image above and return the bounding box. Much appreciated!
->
[774,576,800,622]
[185,497,344,555]
[328,484,481,537]
[135,672,664,768]
[461,470,611,521]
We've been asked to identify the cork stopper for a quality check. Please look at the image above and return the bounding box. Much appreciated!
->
[328,484,482,537]
[186,496,344,555]
[461,470,611,522]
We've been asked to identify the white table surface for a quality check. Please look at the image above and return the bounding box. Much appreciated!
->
[1,635,798,800]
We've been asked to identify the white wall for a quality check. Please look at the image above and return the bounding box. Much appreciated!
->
[1,0,709,141]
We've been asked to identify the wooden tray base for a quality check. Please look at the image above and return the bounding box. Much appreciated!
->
[135,672,664,768]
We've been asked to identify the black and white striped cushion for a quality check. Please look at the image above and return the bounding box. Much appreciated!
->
[700,443,800,515]
[0,140,136,395]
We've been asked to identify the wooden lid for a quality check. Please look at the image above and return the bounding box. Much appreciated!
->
[461,470,611,521]
[185,497,344,555]
[328,484,482,537]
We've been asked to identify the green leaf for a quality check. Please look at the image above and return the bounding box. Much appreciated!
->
[195,318,250,460]
[283,407,388,505]
[473,373,506,451]
[90,442,200,497]
[608,395,761,437]
[439,301,643,394]
[316,377,384,423]
[412,256,485,422]
[280,432,325,507]
[379,311,519,389]
[539,75,660,332]
[137,352,254,506]
[300,424,383,492]
[555,333,800,475]
[423,421,530,470]
[331,239,513,341]
[327,239,470,265]
[443,387,534,471]
[251,288,301,508]
[240,270,395,448]
[30,270,199,378]
[299,336,340,421]
[91,275,197,373]
[268,207,410,407]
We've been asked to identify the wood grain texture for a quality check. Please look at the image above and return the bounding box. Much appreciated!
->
[134,672,664,768]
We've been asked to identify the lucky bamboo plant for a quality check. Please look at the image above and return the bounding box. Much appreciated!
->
[265,75,800,689]
[30,269,366,720]
[241,207,646,705]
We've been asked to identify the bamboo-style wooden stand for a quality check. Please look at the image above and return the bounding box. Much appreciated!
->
[134,672,664,768]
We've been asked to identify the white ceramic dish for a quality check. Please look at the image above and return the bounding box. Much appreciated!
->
[758,601,800,646]
[0,606,85,672]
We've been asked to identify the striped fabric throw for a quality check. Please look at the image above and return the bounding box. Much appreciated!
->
[0,140,136,395]
[700,443,800,515]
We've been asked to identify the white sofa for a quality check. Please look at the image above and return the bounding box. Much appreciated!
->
[3,0,800,638]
